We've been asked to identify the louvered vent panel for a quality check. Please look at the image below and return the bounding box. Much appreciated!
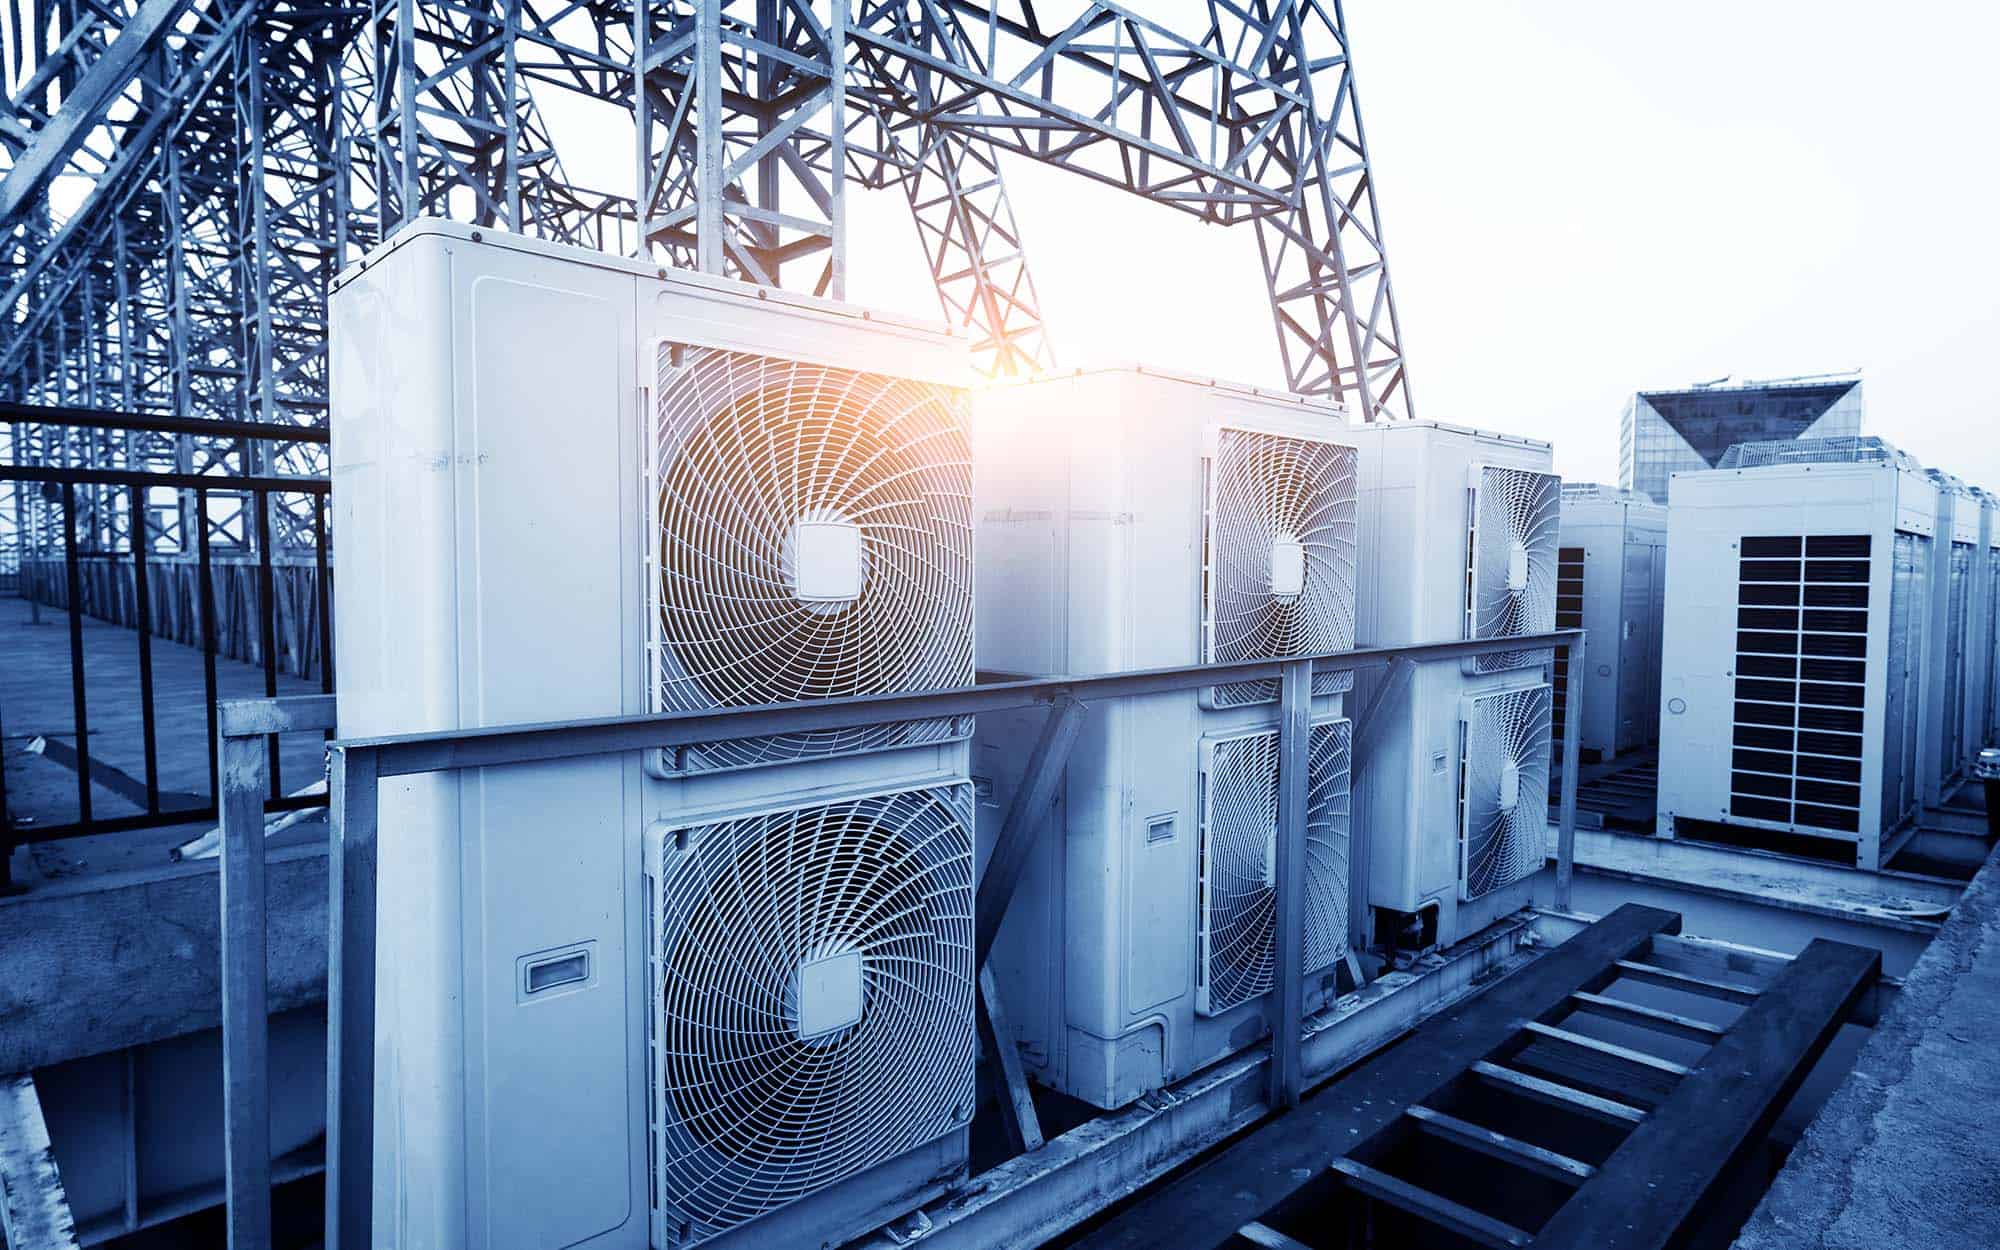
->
[1464,467,1561,673]
[1203,431,1358,707]
[1549,546,1586,747]
[1460,684,1553,899]
[1945,541,1973,775]
[652,347,974,771]
[1729,535,1871,834]
[648,785,975,1246]
[1196,720,1352,1016]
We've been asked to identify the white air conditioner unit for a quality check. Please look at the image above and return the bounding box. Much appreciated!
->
[330,220,976,1250]
[1657,437,1938,870]
[1975,489,2000,750]
[973,367,1358,1110]
[1345,422,1558,950]
[1926,469,1980,793]
[1555,484,1668,762]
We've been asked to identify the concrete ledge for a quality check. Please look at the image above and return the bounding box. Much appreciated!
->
[1734,837,2000,1249]
[0,841,328,1072]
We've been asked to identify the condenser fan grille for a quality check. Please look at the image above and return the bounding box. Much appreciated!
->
[1198,720,1352,1016]
[1205,431,1358,707]
[1466,466,1560,674]
[650,785,975,1244]
[653,347,974,770]
[1460,685,1552,900]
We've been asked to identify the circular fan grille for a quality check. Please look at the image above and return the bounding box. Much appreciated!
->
[653,786,975,1241]
[1469,466,1560,674]
[1462,685,1553,900]
[1208,431,1358,664]
[1199,721,1352,1016]
[654,349,974,766]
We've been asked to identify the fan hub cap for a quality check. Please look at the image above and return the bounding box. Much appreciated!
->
[787,512,867,613]
[1269,534,1307,601]
[1507,541,1531,593]
[792,943,865,1043]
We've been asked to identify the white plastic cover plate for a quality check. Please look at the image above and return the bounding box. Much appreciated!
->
[794,948,865,1040]
[792,518,865,603]
[1269,535,1307,599]
[1507,541,1531,593]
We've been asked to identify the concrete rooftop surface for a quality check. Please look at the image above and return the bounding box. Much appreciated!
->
[1734,798,2000,1250]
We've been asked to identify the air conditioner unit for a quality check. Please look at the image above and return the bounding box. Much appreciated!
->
[1975,489,2000,750]
[1657,437,1937,870]
[330,219,976,1250]
[1347,422,1559,950]
[1555,484,1667,762]
[973,367,1358,1110]
[1925,469,1979,793]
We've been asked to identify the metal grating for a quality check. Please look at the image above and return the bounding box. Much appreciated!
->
[1203,431,1358,708]
[1197,720,1352,1016]
[1464,466,1561,674]
[1550,546,1586,747]
[1728,535,1871,835]
[648,784,976,1246]
[651,346,974,772]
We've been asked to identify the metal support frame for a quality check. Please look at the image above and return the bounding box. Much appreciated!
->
[312,628,1583,1249]
[1268,658,1312,1108]
[215,693,336,1247]
[7,0,1413,488]
[1074,910,1880,1250]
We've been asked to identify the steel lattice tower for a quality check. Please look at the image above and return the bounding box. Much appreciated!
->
[2,0,1414,534]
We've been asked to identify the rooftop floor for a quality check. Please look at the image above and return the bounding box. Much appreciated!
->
[1734,789,2000,1250]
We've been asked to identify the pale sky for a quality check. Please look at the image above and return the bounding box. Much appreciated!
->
[840,1,2000,490]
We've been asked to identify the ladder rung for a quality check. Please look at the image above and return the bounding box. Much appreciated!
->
[1613,959,1761,1004]
[1519,1021,1694,1077]
[1569,990,1729,1044]
[1404,1104,1596,1183]
[1469,1060,1648,1126]
[1237,1220,1312,1250]
[1329,1158,1531,1249]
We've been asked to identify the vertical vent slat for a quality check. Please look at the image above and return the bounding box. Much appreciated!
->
[1729,534,1871,834]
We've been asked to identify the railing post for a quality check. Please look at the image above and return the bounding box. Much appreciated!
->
[325,743,379,1250]
[218,723,272,1248]
[1269,657,1312,1110]
[1555,633,1587,911]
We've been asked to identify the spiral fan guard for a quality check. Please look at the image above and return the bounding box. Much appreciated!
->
[650,784,976,1244]
[653,347,974,770]
[1197,720,1352,1016]
[1204,430,1358,707]
[1466,465,1560,674]
[1460,684,1553,900]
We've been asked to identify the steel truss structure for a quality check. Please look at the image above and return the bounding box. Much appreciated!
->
[2,0,1413,567]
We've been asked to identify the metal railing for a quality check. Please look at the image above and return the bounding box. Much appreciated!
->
[0,404,333,882]
[199,628,1587,1249]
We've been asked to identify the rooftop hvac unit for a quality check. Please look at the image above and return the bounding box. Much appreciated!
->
[1924,469,1980,794]
[1976,489,2000,749]
[1347,422,1558,950]
[1658,437,1938,869]
[1555,484,1668,762]
[974,367,1358,1109]
[330,220,975,1250]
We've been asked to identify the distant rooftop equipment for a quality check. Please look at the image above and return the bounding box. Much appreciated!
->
[1656,436,1937,869]
[1619,373,1864,503]
[1554,484,1667,763]
[1921,468,1988,799]
[1347,421,1559,951]
[330,220,978,1250]
[974,367,1358,1110]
